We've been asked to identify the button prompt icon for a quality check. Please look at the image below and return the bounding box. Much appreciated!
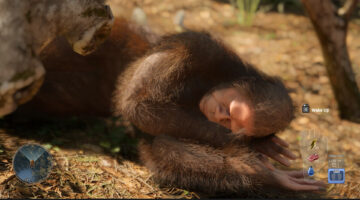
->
[302,104,310,113]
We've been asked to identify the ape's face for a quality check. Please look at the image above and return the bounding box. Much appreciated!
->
[199,87,254,136]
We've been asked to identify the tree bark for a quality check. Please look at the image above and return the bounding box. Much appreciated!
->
[301,0,360,122]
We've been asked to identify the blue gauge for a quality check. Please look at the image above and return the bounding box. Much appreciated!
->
[12,144,53,184]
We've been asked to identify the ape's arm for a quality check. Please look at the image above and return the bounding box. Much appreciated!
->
[121,100,240,147]
[115,52,247,148]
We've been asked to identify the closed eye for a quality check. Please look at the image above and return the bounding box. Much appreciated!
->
[221,103,230,116]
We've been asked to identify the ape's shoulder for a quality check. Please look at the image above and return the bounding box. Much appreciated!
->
[146,31,257,82]
[153,31,226,57]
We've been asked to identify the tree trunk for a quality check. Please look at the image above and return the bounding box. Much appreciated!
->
[301,0,360,122]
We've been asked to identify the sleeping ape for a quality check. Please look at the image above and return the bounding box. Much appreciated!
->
[114,31,325,193]
[14,18,325,194]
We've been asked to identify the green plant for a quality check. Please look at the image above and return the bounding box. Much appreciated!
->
[231,0,261,26]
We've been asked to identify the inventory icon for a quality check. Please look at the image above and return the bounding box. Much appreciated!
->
[328,168,345,184]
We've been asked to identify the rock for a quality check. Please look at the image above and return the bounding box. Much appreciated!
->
[286,81,300,90]
[313,55,323,64]
[174,9,185,31]
[200,10,211,19]
[304,93,326,106]
[101,158,112,167]
[319,75,329,84]
[131,7,147,26]
[0,0,114,117]
[82,144,104,154]
[298,116,310,125]
[311,83,322,94]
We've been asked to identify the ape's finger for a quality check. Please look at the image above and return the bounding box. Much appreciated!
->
[289,177,326,187]
[266,150,291,167]
[286,181,325,191]
[258,154,275,171]
[271,135,289,148]
[284,170,307,178]
[280,148,297,160]
[271,143,297,160]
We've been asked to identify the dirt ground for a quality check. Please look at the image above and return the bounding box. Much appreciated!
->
[1,0,360,198]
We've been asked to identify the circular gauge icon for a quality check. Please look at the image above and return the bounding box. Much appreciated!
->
[12,144,53,184]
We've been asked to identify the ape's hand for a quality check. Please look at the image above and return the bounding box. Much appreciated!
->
[271,169,326,191]
[258,154,326,191]
[252,135,297,166]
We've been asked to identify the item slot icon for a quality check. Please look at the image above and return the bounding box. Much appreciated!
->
[308,166,314,176]
[307,153,319,162]
[328,168,345,184]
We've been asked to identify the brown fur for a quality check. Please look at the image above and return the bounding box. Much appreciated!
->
[232,76,294,136]
[114,31,294,193]
[14,19,294,193]
[114,31,293,146]
[139,135,273,194]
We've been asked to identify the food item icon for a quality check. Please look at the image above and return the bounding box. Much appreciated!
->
[308,166,314,176]
[310,139,317,149]
[307,154,319,162]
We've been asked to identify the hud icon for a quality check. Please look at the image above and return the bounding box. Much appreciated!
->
[13,144,53,184]
[328,169,345,184]
[308,166,314,176]
[299,130,327,180]
[328,155,345,184]
[302,104,310,113]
